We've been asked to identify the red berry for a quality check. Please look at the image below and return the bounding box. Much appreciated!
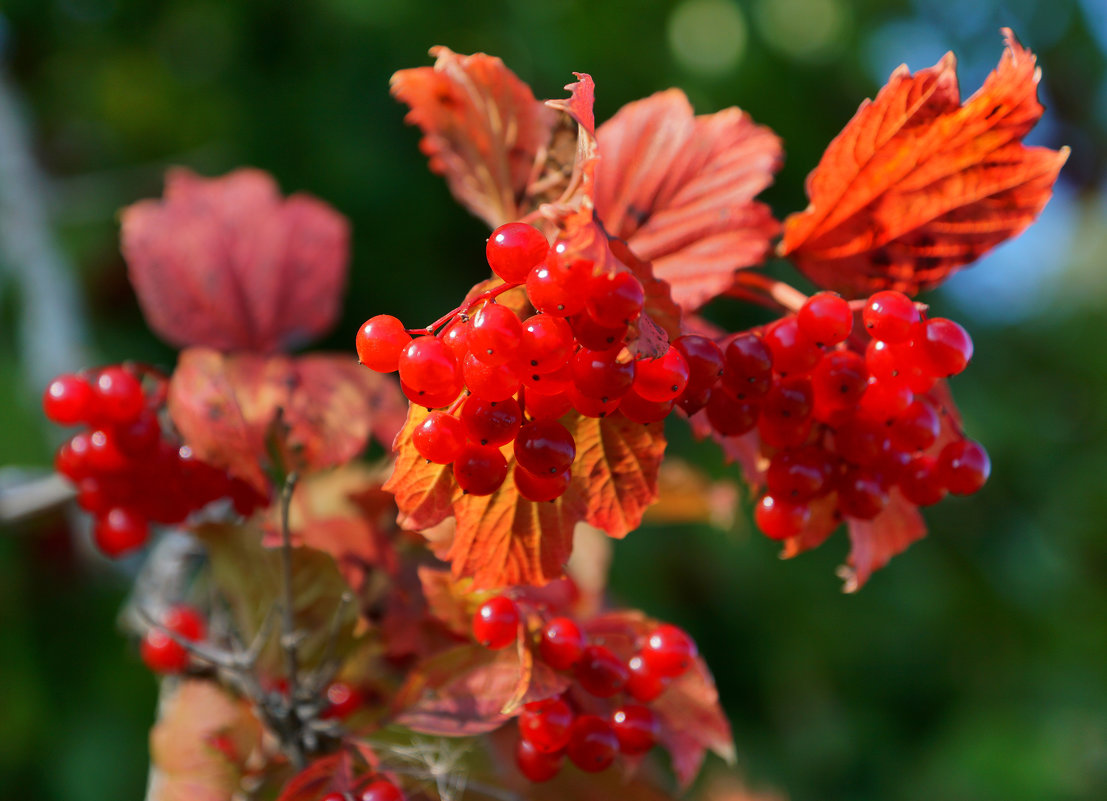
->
[140,605,204,673]
[617,388,675,424]
[514,420,576,475]
[811,351,868,411]
[857,377,913,423]
[571,347,635,401]
[321,794,346,801]
[633,346,690,402]
[487,222,549,283]
[399,379,460,410]
[470,303,523,367]
[356,315,411,372]
[899,455,946,506]
[626,653,667,702]
[440,318,471,362]
[472,596,519,649]
[413,411,467,464]
[798,292,853,345]
[462,352,521,401]
[521,361,573,396]
[460,396,522,447]
[538,617,585,670]
[43,373,96,425]
[570,313,628,351]
[322,681,364,720]
[722,333,774,399]
[526,256,593,317]
[862,291,920,343]
[398,337,462,401]
[519,697,574,753]
[88,428,131,473]
[759,414,814,450]
[766,447,834,501]
[56,432,93,481]
[514,464,570,502]
[360,780,404,801]
[574,644,629,698]
[453,444,509,495]
[832,418,887,466]
[761,376,814,428]
[587,271,645,325]
[93,507,149,557]
[764,317,822,375]
[705,391,759,437]
[919,317,973,377]
[890,399,940,452]
[93,366,145,424]
[641,623,697,679]
[675,335,724,413]
[115,411,161,457]
[520,314,574,373]
[566,715,618,773]
[838,467,888,519]
[568,386,620,418]
[516,737,563,782]
[938,439,990,495]
[611,705,658,755]
[754,494,812,540]
[522,389,572,421]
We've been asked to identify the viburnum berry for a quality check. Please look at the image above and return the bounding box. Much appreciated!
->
[140,604,205,673]
[461,352,520,402]
[398,336,462,404]
[626,653,667,702]
[470,302,523,367]
[460,396,522,447]
[617,388,675,424]
[575,644,630,698]
[674,334,724,414]
[812,350,869,412]
[43,373,96,425]
[321,793,346,801]
[754,494,812,540]
[857,376,913,423]
[472,596,519,649]
[641,623,697,679]
[360,779,404,801]
[721,332,774,399]
[798,291,853,346]
[521,388,572,421]
[764,317,822,376]
[486,222,549,283]
[55,432,93,481]
[412,411,467,464]
[321,682,364,720]
[570,313,628,351]
[453,444,508,495]
[571,347,635,401]
[938,439,991,495]
[566,715,619,773]
[115,411,160,457]
[516,738,563,783]
[568,385,620,418]
[766,447,834,502]
[862,291,920,343]
[761,376,814,428]
[919,317,973,377]
[890,398,940,452]
[93,366,145,424]
[704,390,759,437]
[519,697,574,753]
[525,256,593,317]
[633,345,689,402]
[520,314,574,373]
[586,271,645,325]
[899,455,947,506]
[837,466,888,519]
[611,705,659,756]
[832,417,887,466]
[513,464,571,502]
[514,420,576,475]
[759,413,814,450]
[521,361,573,396]
[356,315,411,372]
[93,506,149,557]
[538,616,585,670]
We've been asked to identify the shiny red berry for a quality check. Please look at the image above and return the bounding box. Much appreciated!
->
[575,644,629,698]
[566,715,618,773]
[94,366,145,424]
[837,467,888,519]
[140,605,205,673]
[538,616,585,670]
[641,623,697,679]
[520,314,574,373]
[890,399,940,452]
[513,464,570,502]
[519,697,574,753]
[764,317,822,375]
[862,291,919,343]
[798,291,852,345]
[811,351,868,411]
[360,780,404,801]
[587,271,645,325]
[522,389,572,421]
[322,681,364,720]
[453,444,508,495]
[899,455,947,506]
[570,313,628,351]
[516,737,563,782]
[919,317,973,377]
[93,507,149,557]
[611,705,659,755]
[514,420,576,475]
[412,411,467,464]
[766,447,834,502]
[460,396,522,447]
[470,303,523,367]
[356,315,411,372]
[571,347,635,401]
[526,256,593,317]
[617,388,675,424]
[472,596,519,649]
[633,346,690,402]
[705,390,759,437]
[398,337,462,402]
[487,222,549,283]
[938,439,990,495]
[754,494,812,540]
[43,373,97,425]
[626,653,667,702]
[462,353,520,402]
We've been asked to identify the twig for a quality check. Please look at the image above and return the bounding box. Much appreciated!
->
[728,271,809,314]
[136,605,238,670]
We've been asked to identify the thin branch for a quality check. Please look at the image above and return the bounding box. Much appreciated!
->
[136,605,238,670]
[728,271,809,314]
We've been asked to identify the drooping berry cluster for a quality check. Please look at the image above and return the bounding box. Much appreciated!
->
[357,223,693,501]
[688,290,988,538]
[44,365,267,557]
[470,595,696,781]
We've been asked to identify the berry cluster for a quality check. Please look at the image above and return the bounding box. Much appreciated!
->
[471,595,696,781]
[689,290,989,538]
[357,223,692,500]
[44,365,267,557]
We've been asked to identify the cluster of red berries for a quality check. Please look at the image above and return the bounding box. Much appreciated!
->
[688,290,989,537]
[356,222,695,500]
[140,604,206,674]
[471,595,696,781]
[44,365,267,557]
[320,779,404,801]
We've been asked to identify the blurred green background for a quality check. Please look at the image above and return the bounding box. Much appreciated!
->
[1,0,1105,799]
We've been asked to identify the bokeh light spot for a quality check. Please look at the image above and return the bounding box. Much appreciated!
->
[667,0,746,77]
[754,0,849,63]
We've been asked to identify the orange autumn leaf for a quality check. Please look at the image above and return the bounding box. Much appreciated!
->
[595,90,783,311]
[780,28,1068,296]
[383,406,666,588]
[391,47,558,228]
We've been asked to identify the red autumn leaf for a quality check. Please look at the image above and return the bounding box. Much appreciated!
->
[594,90,782,311]
[276,743,379,801]
[384,406,666,588]
[391,47,558,228]
[582,611,735,788]
[780,28,1069,296]
[147,680,263,801]
[121,168,349,353]
[839,489,927,593]
[391,641,570,736]
[168,349,404,493]
[418,565,477,639]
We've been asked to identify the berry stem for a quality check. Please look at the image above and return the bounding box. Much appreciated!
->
[407,281,523,336]
[728,272,809,314]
